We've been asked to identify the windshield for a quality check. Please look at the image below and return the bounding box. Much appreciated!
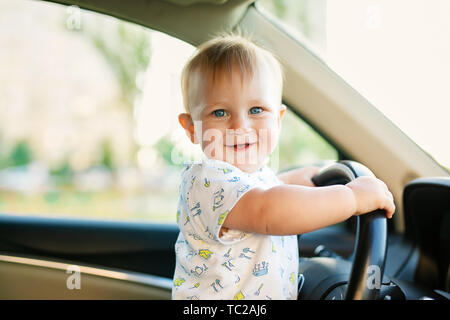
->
[257,0,450,171]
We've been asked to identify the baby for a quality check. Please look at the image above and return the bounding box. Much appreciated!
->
[172,33,395,300]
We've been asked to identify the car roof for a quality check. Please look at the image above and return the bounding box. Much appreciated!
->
[48,0,255,45]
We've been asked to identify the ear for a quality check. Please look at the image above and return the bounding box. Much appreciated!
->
[178,113,196,144]
[277,103,287,127]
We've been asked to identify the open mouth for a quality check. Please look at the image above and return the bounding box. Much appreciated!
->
[226,142,257,151]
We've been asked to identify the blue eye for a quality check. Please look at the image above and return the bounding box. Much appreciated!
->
[250,107,263,114]
[213,109,227,117]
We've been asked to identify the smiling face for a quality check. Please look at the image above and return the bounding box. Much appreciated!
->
[184,63,286,173]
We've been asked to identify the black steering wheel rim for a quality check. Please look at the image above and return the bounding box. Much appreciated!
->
[311,160,388,300]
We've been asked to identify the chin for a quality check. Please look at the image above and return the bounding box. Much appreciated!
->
[232,162,263,174]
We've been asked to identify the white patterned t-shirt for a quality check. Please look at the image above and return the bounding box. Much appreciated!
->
[172,158,299,300]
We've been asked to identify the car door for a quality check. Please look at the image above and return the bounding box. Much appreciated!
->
[0,0,186,299]
[0,215,177,299]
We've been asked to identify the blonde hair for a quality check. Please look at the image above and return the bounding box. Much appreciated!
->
[181,31,284,114]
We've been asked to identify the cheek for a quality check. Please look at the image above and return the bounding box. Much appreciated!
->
[199,122,225,153]
[258,130,277,150]
[256,119,280,152]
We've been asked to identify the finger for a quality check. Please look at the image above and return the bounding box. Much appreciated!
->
[385,209,392,219]
[385,189,393,202]
[380,180,390,193]
[387,202,396,218]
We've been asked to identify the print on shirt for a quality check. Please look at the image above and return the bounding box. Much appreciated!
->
[253,261,269,277]
[213,188,225,211]
[254,283,264,296]
[204,227,216,241]
[211,279,225,293]
[221,259,235,271]
[172,159,299,300]
[219,168,233,174]
[228,176,240,182]
[233,290,245,300]
[189,282,200,289]
[218,210,229,225]
[174,277,185,287]
[198,249,213,260]
[224,248,232,258]
[239,247,255,260]
[190,202,201,217]
[191,264,208,277]
[236,184,251,198]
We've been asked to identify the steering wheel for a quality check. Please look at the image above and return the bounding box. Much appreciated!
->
[299,160,388,300]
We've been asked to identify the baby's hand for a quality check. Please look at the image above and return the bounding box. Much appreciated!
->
[346,176,395,219]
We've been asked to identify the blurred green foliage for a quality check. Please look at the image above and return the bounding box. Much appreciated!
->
[155,135,178,167]
[258,0,314,39]
[99,140,115,170]
[84,20,152,108]
[49,160,73,187]
[278,110,337,170]
[9,141,32,167]
[0,140,33,169]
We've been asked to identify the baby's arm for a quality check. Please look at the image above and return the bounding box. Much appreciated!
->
[277,166,321,187]
[221,176,395,236]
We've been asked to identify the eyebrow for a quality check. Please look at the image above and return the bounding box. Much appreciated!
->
[248,99,268,106]
[202,99,272,114]
[203,102,228,111]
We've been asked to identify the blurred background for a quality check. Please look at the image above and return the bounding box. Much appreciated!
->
[0,0,448,223]
[0,0,337,222]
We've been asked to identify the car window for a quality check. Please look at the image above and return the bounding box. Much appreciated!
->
[257,0,327,55]
[257,0,450,171]
[275,109,338,172]
[0,0,337,223]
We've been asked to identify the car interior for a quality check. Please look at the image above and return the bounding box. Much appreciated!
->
[0,0,449,300]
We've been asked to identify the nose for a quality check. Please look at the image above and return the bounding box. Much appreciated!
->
[229,113,251,132]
